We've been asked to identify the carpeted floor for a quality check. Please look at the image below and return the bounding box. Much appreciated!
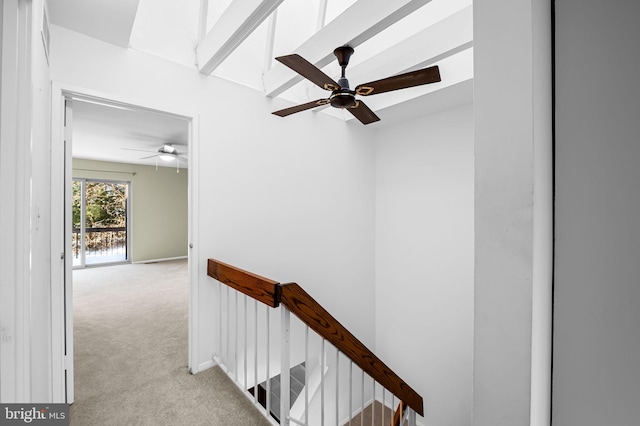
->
[71,259,271,426]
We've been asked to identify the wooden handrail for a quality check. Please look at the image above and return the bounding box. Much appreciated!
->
[279,283,423,416]
[207,258,281,308]
[207,258,424,416]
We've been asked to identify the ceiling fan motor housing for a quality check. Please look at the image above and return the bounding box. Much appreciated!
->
[159,144,177,155]
[330,89,357,109]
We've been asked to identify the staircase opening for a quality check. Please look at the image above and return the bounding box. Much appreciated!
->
[249,362,306,423]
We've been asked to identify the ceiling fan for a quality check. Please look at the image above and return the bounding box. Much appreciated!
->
[272,46,441,125]
[121,144,188,172]
[122,144,187,161]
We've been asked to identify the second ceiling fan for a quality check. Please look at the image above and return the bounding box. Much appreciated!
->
[272,46,441,125]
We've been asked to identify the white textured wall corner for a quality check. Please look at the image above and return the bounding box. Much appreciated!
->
[374,103,474,426]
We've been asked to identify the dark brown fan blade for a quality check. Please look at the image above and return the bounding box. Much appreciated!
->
[355,65,441,96]
[347,100,380,125]
[275,54,340,91]
[272,99,330,117]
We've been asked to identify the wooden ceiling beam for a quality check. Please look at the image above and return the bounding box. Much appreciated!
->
[263,0,434,98]
[196,0,284,75]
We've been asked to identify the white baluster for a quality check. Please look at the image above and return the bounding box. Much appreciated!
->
[349,361,353,426]
[371,378,375,426]
[391,395,396,425]
[381,388,385,424]
[335,350,339,426]
[254,299,258,405]
[218,282,222,362]
[305,326,309,426]
[235,290,238,380]
[281,308,291,426]
[360,370,364,426]
[321,339,325,426]
[408,407,417,426]
[266,306,271,417]
[226,286,230,367]
[244,295,248,389]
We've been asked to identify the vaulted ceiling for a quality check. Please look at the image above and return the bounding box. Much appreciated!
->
[48,0,473,166]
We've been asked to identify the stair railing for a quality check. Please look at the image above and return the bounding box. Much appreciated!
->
[208,258,423,426]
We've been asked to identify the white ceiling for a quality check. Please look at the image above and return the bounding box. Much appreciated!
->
[47,0,140,48]
[48,0,473,165]
[71,100,189,169]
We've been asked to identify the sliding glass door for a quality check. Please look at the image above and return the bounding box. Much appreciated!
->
[72,179,130,267]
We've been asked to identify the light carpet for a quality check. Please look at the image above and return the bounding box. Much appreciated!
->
[71,259,270,426]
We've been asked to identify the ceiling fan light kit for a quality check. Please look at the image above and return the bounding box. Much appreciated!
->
[122,143,187,172]
[158,145,178,161]
[155,144,185,172]
[272,45,442,125]
[158,153,176,161]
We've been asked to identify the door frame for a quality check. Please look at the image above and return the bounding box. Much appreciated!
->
[50,82,201,403]
[0,0,33,403]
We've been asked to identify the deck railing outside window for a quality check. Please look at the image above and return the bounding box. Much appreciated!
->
[72,227,127,263]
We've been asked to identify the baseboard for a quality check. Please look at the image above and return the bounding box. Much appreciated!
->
[196,359,217,373]
[133,255,188,264]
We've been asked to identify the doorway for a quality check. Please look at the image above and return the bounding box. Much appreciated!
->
[72,178,131,267]
[50,86,200,404]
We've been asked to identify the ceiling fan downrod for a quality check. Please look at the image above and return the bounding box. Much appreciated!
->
[330,46,357,109]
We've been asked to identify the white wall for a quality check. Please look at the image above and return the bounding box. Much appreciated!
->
[0,0,52,402]
[49,26,376,372]
[553,1,640,424]
[72,159,189,263]
[50,21,478,424]
[473,0,552,424]
[5,2,561,417]
[374,103,474,425]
